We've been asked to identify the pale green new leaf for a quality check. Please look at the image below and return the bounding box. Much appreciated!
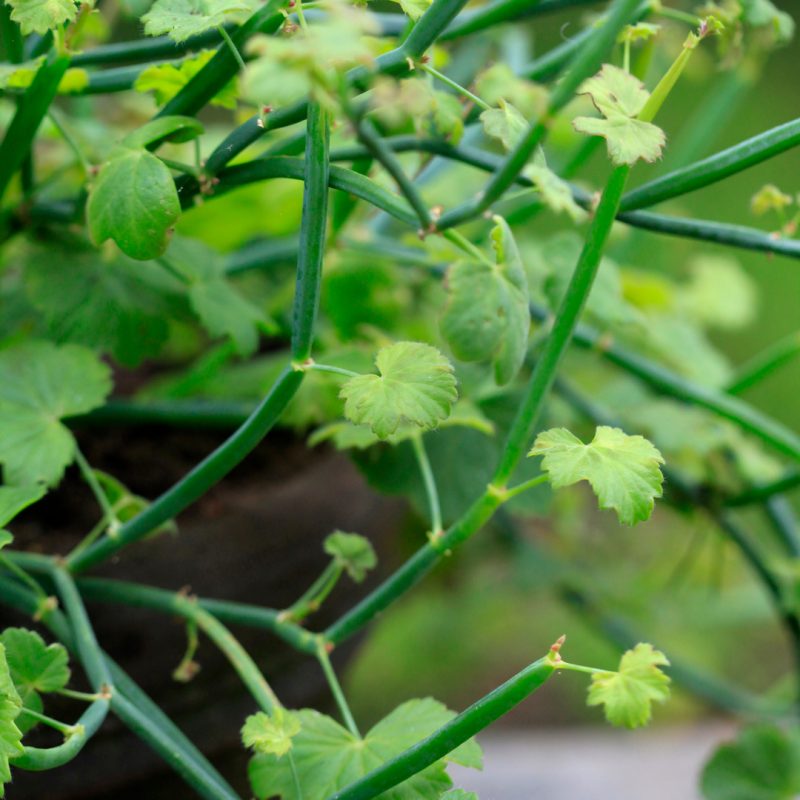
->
[323,531,377,582]
[572,115,664,166]
[579,63,649,117]
[529,426,664,525]
[480,100,528,151]
[242,708,302,758]
[441,218,529,385]
[0,485,46,528]
[87,148,181,260]
[142,0,255,42]
[440,792,478,800]
[0,643,23,798]
[340,343,457,439]
[249,698,481,800]
[701,724,800,800]
[586,643,671,728]
[7,0,78,35]
[0,342,112,486]
[573,64,665,165]
[1,629,70,734]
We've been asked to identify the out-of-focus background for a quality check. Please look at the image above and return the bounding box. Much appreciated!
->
[338,2,800,795]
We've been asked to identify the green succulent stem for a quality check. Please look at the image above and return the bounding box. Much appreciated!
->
[329,652,558,799]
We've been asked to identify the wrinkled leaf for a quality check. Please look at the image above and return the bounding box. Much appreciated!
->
[242,708,302,758]
[7,0,77,35]
[142,0,255,42]
[529,426,664,525]
[323,531,377,582]
[586,643,670,728]
[340,342,457,439]
[573,64,665,165]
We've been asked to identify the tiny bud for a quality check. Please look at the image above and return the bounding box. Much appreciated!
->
[550,634,567,653]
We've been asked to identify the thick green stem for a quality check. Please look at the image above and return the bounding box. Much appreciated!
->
[621,116,800,211]
[329,653,557,800]
[494,165,630,485]
[0,53,70,203]
[292,103,331,361]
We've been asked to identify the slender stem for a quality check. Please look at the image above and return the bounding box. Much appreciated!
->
[442,229,493,266]
[292,102,331,361]
[329,653,557,800]
[503,474,549,502]
[74,447,119,531]
[725,471,800,508]
[350,111,432,230]
[621,116,800,211]
[78,577,280,712]
[47,108,91,174]
[411,434,443,535]
[283,561,343,622]
[316,640,360,737]
[77,576,319,654]
[17,707,76,735]
[0,554,48,600]
[217,24,246,71]
[420,62,490,110]
[57,687,105,702]
[725,331,800,395]
[556,661,604,675]
[12,698,110,772]
[304,363,360,379]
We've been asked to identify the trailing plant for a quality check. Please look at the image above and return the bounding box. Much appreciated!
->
[0,0,798,797]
